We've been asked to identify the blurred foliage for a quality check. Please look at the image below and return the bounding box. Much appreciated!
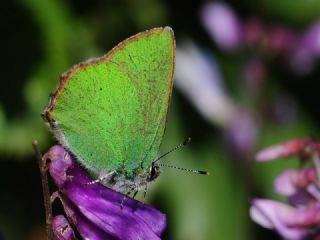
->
[261,0,320,25]
[2,0,320,239]
[235,0,320,25]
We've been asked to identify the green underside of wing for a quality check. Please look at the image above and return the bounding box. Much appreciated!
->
[51,29,175,174]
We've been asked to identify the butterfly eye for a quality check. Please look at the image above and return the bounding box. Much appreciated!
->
[148,164,160,181]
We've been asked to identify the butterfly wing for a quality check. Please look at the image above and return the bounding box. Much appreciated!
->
[43,27,175,174]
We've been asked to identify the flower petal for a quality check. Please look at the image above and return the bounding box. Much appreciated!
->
[256,138,308,161]
[61,197,118,240]
[275,168,317,196]
[44,145,73,188]
[201,2,242,50]
[52,215,77,240]
[46,145,167,240]
[250,199,309,240]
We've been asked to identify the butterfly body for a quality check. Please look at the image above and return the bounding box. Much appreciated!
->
[42,27,175,194]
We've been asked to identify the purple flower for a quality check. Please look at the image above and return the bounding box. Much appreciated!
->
[251,138,320,239]
[45,145,166,240]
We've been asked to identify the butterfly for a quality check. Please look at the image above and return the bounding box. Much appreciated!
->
[42,27,176,196]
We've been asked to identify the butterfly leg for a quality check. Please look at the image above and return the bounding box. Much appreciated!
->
[144,183,148,199]
[120,193,129,209]
[120,185,138,209]
[132,190,138,199]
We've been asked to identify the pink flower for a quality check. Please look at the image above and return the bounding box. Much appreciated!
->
[275,167,317,196]
[255,138,309,161]
[251,199,320,240]
[251,138,320,239]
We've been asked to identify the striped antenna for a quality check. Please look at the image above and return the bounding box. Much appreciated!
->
[158,163,210,175]
[154,137,191,163]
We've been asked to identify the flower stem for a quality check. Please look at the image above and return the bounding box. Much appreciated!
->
[32,140,54,240]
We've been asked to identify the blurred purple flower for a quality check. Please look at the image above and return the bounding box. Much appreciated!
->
[243,59,266,93]
[251,138,320,239]
[45,145,166,240]
[175,42,259,158]
[224,109,258,159]
[201,2,242,50]
[242,19,263,48]
[201,2,320,74]
[268,27,297,55]
[175,41,299,161]
[300,21,320,56]
[291,21,320,74]
[175,42,237,128]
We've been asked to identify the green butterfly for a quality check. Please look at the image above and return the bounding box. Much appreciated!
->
[42,27,175,195]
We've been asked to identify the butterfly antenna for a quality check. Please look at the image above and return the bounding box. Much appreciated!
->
[158,163,210,175]
[154,137,192,163]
